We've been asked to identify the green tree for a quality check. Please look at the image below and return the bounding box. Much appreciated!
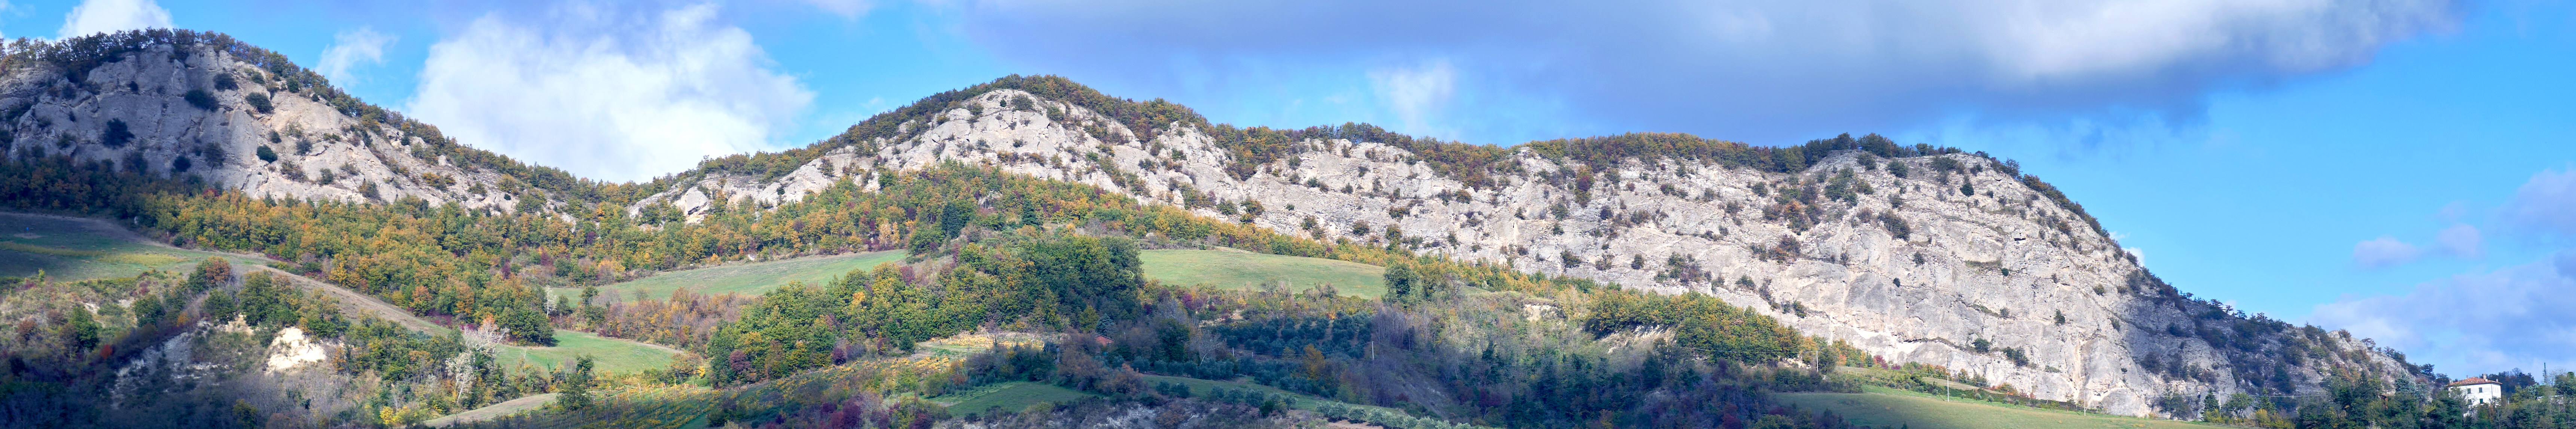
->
[1383,262,1418,302]
[557,355,596,410]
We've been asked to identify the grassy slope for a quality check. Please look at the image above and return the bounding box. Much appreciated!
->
[1777,386,2228,429]
[933,381,1100,415]
[0,212,262,281]
[494,330,683,374]
[1141,249,1387,298]
[555,250,906,303]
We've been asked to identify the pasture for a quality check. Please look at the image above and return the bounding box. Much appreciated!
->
[492,330,685,374]
[0,212,262,282]
[1140,249,1386,298]
[554,250,906,303]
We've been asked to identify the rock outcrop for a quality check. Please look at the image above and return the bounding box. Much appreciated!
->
[0,34,563,214]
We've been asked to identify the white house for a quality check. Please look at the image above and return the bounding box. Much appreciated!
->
[2448,377,2504,406]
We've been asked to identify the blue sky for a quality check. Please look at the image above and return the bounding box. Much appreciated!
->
[6,0,2572,377]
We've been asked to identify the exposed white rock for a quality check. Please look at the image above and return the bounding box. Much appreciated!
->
[0,43,552,213]
[265,326,329,372]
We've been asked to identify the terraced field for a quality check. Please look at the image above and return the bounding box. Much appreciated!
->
[555,250,906,303]
[1140,249,1386,298]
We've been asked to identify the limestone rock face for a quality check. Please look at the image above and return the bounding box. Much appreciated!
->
[632,89,2421,416]
[0,43,543,212]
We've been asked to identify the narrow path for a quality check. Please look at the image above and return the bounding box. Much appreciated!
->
[247,264,452,335]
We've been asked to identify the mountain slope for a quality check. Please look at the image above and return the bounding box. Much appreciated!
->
[0,31,2426,419]
[0,30,627,215]
[626,77,2426,416]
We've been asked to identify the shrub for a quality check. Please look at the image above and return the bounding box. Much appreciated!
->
[255,145,277,162]
[102,119,134,147]
[244,92,272,113]
[183,89,217,110]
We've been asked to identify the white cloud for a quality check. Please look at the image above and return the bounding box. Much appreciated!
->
[955,0,2462,143]
[319,27,396,87]
[2312,252,2576,375]
[57,0,171,39]
[405,2,813,183]
[2506,166,2576,235]
[801,0,873,18]
[2353,235,2420,269]
[1369,59,1457,138]
[2436,223,2484,260]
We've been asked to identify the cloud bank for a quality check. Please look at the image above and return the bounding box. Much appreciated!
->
[406,2,813,182]
[2506,166,2576,235]
[58,0,172,39]
[952,0,2461,142]
[2313,252,2576,374]
[2353,236,2421,269]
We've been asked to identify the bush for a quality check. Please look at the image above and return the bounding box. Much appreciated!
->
[244,92,272,113]
[102,119,134,147]
[183,89,216,110]
[255,145,277,162]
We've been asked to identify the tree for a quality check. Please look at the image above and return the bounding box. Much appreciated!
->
[256,145,278,163]
[1383,263,1418,302]
[556,355,596,410]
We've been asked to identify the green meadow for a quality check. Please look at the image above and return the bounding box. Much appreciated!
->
[1140,249,1386,298]
[0,212,263,282]
[555,250,906,302]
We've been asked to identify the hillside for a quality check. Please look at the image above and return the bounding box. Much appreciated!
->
[619,77,2427,416]
[0,31,2437,427]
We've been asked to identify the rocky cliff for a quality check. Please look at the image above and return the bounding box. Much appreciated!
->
[629,83,2426,416]
[0,31,585,215]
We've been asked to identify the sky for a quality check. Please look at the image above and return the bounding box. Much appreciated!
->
[2,0,2570,378]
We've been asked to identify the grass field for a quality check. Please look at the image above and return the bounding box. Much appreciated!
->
[933,381,1100,415]
[1777,386,2226,429]
[1140,249,1386,298]
[492,330,683,374]
[0,212,264,282]
[554,250,907,303]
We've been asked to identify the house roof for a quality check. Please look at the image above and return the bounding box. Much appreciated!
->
[2448,377,2502,387]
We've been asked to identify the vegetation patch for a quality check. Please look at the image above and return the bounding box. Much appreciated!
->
[556,250,906,302]
[1140,249,1385,298]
